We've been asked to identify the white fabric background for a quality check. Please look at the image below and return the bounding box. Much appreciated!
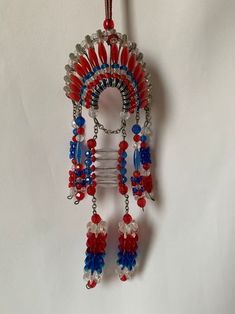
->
[0,0,234,313]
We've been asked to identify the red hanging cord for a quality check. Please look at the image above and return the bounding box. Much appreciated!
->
[103,0,114,30]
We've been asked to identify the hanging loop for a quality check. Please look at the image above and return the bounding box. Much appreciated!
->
[104,0,114,30]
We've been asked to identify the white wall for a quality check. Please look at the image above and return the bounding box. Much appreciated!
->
[0,1,234,313]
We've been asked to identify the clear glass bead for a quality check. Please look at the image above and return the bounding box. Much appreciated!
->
[89,108,98,118]
[76,135,84,142]
[120,111,130,120]
[142,126,151,135]
[71,120,77,128]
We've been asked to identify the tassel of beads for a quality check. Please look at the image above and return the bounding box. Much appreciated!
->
[116,213,138,281]
[68,115,86,203]
[84,213,107,289]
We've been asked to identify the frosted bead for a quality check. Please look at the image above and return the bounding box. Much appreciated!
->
[120,111,130,120]
[142,127,151,135]
[89,108,98,118]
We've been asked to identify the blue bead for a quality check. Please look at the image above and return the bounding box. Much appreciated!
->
[75,116,85,127]
[73,129,77,135]
[132,124,141,134]
[141,135,147,142]
[85,177,92,184]
[85,150,92,158]
[122,152,127,158]
[85,159,92,166]
[84,168,91,175]
[122,176,127,183]
[133,188,138,193]
[120,168,127,175]
[121,160,127,167]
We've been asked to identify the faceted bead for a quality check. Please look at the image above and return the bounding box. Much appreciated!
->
[132,124,141,134]
[133,135,141,142]
[91,213,101,224]
[76,191,85,201]
[77,127,84,135]
[137,197,146,208]
[120,274,127,281]
[87,139,97,149]
[87,185,96,196]
[119,140,128,150]
[119,184,128,195]
[123,213,132,224]
[75,116,85,126]
[87,280,97,288]
[103,18,114,30]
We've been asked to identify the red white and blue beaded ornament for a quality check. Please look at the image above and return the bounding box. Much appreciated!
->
[64,0,153,289]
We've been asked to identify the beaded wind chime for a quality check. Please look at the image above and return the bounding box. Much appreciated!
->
[64,0,153,289]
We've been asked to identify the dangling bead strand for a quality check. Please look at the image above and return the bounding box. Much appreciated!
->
[84,212,107,289]
[116,213,138,281]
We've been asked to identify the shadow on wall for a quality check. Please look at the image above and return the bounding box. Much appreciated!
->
[98,0,170,284]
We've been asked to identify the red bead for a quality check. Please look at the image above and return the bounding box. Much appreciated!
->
[87,280,97,288]
[119,140,128,150]
[133,170,140,178]
[91,213,101,224]
[72,159,77,165]
[120,274,127,282]
[69,82,80,93]
[77,127,84,135]
[74,63,86,77]
[119,184,128,195]
[143,163,150,170]
[98,42,107,64]
[87,139,97,149]
[111,43,119,63]
[72,135,77,142]
[76,192,85,201]
[128,53,136,71]
[141,142,148,149]
[87,185,96,196]
[143,175,153,193]
[68,92,80,102]
[133,134,140,142]
[103,18,114,30]
[70,74,83,88]
[137,197,146,208]
[91,165,96,172]
[91,148,96,155]
[88,47,99,67]
[123,213,132,224]
[79,55,92,73]
[121,46,129,66]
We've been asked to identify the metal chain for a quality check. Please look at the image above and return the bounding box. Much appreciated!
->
[144,106,152,128]
[72,100,82,120]
[93,123,99,140]
[125,195,129,213]
[93,117,126,135]
[92,196,97,214]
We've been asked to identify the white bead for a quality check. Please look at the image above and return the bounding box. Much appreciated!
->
[89,108,98,118]
[71,120,77,128]
[120,111,130,120]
